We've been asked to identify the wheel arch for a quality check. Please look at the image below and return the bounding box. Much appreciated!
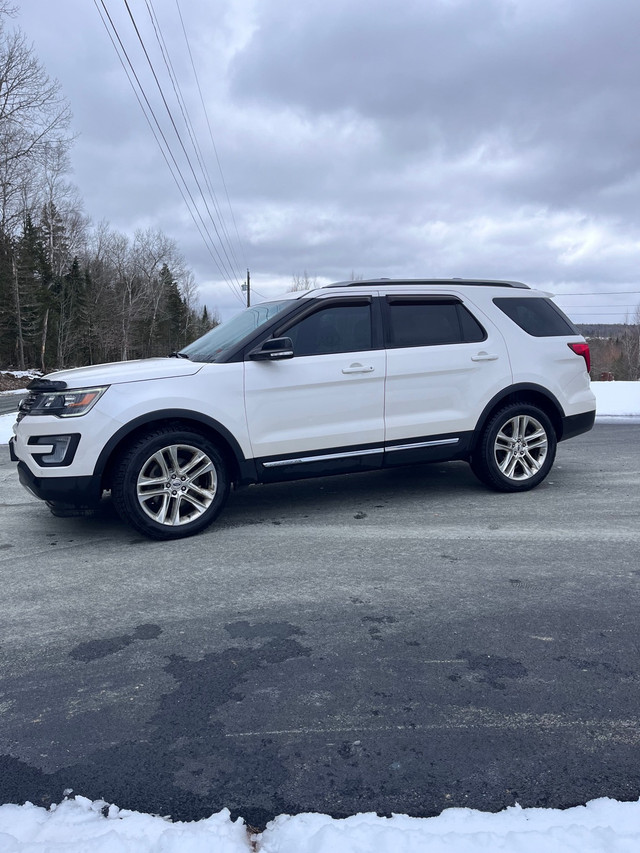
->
[472,384,565,453]
[96,409,257,491]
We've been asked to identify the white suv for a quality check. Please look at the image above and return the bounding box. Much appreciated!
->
[10,279,596,540]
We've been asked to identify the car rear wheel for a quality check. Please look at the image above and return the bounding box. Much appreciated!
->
[471,403,557,492]
[112,427,229,539]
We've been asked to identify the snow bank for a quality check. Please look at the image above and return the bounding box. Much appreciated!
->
[258,799,640,852]
[0,413,18,444]
[591,380,640,419]
[0,797,251,853]
[1,796,640,853]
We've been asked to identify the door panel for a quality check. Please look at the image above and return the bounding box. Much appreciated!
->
[244,299,385,460]
[383,298,512,442]
[244,351,386,459]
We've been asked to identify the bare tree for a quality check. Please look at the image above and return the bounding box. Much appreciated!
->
[1,11,72,367]
[618,306,640,381]
[291,270,317,291]
[131,228,185,356]
[0,23,71,231]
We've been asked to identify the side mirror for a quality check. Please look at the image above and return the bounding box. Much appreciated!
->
[248,337,294,361]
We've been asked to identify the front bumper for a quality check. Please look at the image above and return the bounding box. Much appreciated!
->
[16,458,103,507]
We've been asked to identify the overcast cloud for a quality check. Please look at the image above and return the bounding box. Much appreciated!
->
[13,0,640,321]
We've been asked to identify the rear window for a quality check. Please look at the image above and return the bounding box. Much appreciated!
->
[493,297,579,337]
[386,298,486,347]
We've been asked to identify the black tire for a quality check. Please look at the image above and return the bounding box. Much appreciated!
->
[111,426,229,540]
[470,403,557,492]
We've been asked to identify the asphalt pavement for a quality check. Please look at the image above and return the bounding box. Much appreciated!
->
[0,393,24,415]
[0,425,639,827]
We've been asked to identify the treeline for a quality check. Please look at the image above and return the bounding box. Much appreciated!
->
[0,214,217,370]
[0,7,215,372]
[576,323,636,339]
[579,326,640,381]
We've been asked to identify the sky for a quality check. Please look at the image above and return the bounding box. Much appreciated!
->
[9,0,640,323]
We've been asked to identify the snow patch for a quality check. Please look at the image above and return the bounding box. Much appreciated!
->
[1,796,640,853]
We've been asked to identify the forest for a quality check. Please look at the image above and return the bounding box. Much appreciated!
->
[0,6,215,373]
[579,324,640,382]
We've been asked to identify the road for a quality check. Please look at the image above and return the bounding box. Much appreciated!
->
[0,425,639,827]
[0,393,25,415]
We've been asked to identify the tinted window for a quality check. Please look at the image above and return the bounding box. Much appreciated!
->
[283,301,372,356]
[386,299,486,348]
[494,297,579,337]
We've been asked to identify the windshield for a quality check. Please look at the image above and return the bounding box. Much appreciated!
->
[180,300,295,362]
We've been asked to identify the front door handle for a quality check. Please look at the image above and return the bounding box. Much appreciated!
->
[471,352,499,362]
[342,363,375,374]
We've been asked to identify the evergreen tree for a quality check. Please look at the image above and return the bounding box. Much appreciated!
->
[159,264,189,354]
[0,230,17,364]
[13,215,50,369]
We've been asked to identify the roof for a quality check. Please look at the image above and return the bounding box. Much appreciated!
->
[323,278,530,290]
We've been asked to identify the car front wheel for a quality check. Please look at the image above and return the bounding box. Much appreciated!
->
[471,404,557,492]
[112,427,229,539]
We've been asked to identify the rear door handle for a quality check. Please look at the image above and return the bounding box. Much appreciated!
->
[471,352,499,362]
[342,363,375,374]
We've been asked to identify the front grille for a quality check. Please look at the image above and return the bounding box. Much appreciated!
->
[16,393,38,423]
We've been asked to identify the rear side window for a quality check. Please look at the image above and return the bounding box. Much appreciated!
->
[494,297,579,337]
[386,298,486,348]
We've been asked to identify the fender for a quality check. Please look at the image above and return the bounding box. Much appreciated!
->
[474,383,564,440]
[93,408,258,484]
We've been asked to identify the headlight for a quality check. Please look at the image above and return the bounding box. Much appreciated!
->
[27,386,109,418]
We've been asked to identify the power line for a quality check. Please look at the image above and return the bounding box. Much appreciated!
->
[175,0,249,273]
[143,0,246,288]
[570,311,635,316]
[94,0,245,305]
[555,290,640,297]
[121,0,243,297]
[556,304,638,309]
[95,0,243,304]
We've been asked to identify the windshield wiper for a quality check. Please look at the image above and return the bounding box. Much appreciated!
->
[168,351,190,359]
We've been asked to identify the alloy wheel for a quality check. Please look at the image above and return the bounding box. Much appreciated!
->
[493,414,549,481]
[136,443,218,526]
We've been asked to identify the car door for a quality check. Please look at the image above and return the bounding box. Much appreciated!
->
[244,296,386,477]
[382,295,512,461]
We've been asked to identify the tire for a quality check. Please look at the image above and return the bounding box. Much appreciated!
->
[470,404,557,492]
[111,426,229,540]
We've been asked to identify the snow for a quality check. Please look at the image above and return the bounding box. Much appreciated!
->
[0,799,250,852]
[589,381,640,422]
[1,379,640,851]
[0,370,40,379]
[0,413,18,444]
[0,382,639,446]
[1,796,640,853]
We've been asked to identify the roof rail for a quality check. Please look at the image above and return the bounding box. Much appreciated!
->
[323,278,530,290]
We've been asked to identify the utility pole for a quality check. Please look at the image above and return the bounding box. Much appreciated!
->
[242,269,251,307]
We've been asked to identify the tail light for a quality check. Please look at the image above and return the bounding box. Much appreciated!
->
[568,342,591,373]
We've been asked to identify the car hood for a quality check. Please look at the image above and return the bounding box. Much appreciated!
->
[42,358,204,388]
